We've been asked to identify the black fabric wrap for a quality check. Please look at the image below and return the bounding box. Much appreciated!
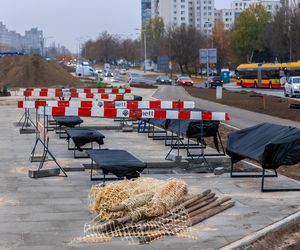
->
[168,120,220,151]
[226,123,300,169]
[53,116,83,127]
[66,128,105,151]
[87,149,146,179]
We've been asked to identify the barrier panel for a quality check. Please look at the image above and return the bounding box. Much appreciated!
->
[18,100,196,109]
[19,87,131,94]
[38,106,230,121]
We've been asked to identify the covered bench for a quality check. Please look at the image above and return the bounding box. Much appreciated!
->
[65,128,105,158]
[227,123,300,192]
[86,149,146,181]
[53,116,83,138]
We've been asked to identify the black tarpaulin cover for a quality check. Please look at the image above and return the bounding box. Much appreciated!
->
[53,116,83,127]
[168,120,220,151]
[226,123,300,169]
[87,149,146,179]
[149,119,170,129]
[168,120,220,138]
[66,128,105,151]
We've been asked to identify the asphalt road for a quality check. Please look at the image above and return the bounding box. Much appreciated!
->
[153,85,300,129]
[223,82,300,101]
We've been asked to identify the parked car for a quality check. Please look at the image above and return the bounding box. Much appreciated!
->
[205,76,223,88]
[156,75,172,85]
[176,76,194,86]
[104,70,114,77]
[284,76,300,97]
[95,68,103,75]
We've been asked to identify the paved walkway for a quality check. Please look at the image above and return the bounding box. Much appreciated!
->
[0,104,300,249]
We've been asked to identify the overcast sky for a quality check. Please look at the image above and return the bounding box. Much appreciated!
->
[0,0,231,52]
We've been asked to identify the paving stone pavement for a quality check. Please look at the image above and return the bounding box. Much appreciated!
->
[0,105,300,250]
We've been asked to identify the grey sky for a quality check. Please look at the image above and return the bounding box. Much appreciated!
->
[0,0,230,52]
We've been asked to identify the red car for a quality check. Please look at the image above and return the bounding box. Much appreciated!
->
[176,76,194,86]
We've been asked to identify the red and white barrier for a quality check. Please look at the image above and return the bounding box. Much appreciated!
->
[38,106,230,121]
[18,100,195,109]
[16,91,132,100]
[19,88,131,94]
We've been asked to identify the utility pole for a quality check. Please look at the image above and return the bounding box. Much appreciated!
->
[206,23,210,80]
[136,28,147,73]
[143,31,147,73]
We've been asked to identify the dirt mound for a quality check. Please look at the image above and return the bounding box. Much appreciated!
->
[0,55,83,88]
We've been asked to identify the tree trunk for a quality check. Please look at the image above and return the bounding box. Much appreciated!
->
[179,64,184,74]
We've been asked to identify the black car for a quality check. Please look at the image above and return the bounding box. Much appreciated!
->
[205,76,223,88]
[156,75,172,84]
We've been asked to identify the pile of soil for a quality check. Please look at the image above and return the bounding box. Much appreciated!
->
[0,55,83,87]
[243,217,300,250]
[58,62,75,73]
[185,87,300,122]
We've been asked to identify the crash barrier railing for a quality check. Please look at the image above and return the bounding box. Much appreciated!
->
[19,87,131,94]
[29,106,68,178]
[15,92,133,131]
[18,100,195,109]
[16,91,133,100]
[38,106,230,168]
[17,100,196,133]
[38,106,229,121]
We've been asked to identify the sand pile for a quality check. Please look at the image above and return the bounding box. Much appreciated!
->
[0,55,83,87]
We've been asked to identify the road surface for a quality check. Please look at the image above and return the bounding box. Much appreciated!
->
[223,82,299,101]
[153,85,300,129]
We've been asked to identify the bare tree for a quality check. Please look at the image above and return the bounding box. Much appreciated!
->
[167,25,205,74]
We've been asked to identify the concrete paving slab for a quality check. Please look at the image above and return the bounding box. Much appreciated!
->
[0,103,300,249]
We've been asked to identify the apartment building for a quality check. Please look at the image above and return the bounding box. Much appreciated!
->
[215,0,281,30]
[231,0,281,16]
[0,21,43,54]
[153,0,215,34]
[214,9,235,30]
[142,0,152,27]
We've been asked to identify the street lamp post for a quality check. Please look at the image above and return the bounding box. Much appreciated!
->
[205,22,210,80]
[136,28,147,73]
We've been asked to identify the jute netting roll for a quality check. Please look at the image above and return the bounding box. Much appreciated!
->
[72,177,234,245]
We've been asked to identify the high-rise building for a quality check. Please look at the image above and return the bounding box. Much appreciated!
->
[231,0,281,16]
[214,9,235,30]
[214,0,281,31]
[280,0,300,8]
[0,22,43,54]
[142,0,152,27]
[154,0,215,34]
[24,28,43,54]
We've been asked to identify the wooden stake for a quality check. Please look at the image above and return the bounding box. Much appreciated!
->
[188,197,231,218]
[190,201,235,225]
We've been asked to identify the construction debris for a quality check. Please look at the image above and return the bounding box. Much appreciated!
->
[72,177,234,245]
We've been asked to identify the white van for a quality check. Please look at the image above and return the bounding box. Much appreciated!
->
[104,63,110,71]
[76,64,95,77]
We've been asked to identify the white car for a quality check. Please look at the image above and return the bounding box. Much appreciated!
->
[284,76,300,98]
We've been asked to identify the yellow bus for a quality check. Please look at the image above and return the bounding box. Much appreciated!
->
[285,62,300,77]
[236,63,284,89]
